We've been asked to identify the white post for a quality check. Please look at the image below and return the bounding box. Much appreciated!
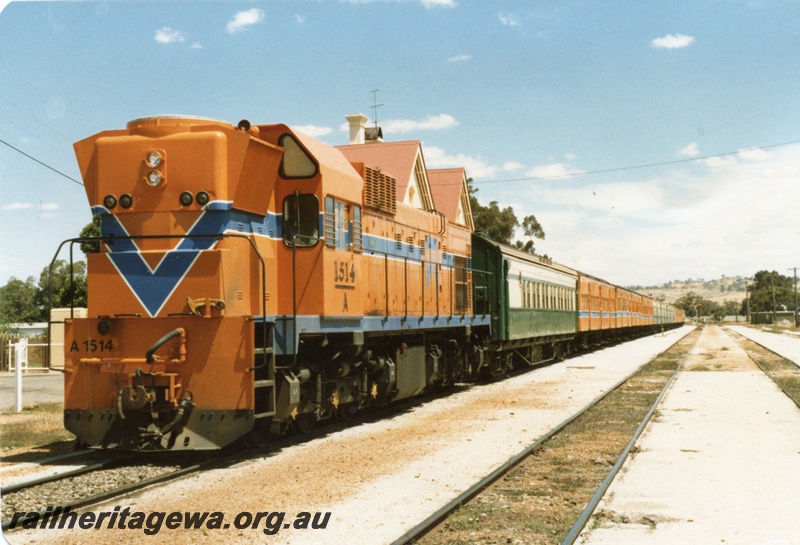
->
[14,338,27,413]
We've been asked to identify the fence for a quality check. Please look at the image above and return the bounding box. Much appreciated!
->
[6,339,56,373]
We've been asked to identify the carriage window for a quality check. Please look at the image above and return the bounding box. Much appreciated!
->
[278,134,318,179]
[283,194,319,247]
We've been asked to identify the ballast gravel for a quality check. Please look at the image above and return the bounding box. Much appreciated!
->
[6,326,694,545]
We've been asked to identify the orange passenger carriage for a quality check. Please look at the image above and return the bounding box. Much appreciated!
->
[577,273,658,344]
[578,274,616,333]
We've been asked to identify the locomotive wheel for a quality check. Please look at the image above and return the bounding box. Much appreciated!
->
[292,412,316,434]
[270,418,291,437]
[246,427,270,448]
[337,403,358,421]
[245,419,276,447]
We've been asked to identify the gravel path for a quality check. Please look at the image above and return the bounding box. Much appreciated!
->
[577,325,800,545]
[7,326,693,545]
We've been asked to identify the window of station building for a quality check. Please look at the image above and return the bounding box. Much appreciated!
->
[283,194,319,247]
[278,134,318,179]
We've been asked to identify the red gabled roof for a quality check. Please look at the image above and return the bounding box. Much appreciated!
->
[427,168,465,223]
[336,140,421,202]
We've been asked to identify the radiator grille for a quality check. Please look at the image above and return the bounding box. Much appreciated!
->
[363,166,397,215]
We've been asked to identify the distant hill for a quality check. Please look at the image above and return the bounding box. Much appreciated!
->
[626,276,751,305]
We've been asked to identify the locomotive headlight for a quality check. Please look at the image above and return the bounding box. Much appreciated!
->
[103,194,117,209]
[179,192,194,206]
[146,170,164,187]
[195,191,210,206]
[145,151,163,168]
[120,194,133,209]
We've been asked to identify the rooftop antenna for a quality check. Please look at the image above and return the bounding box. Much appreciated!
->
[370,89,383,130]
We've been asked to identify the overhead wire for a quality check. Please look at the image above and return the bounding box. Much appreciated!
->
[1,121,797,192]
[0,137,83,186]
[472,138,800,184]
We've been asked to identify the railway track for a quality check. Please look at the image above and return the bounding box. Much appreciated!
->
[723,327,800,409]
[0,450,126,495]
[0,377,479,534]
[0,453,205,530]
[407,325,800,545]
[399,327,701,545]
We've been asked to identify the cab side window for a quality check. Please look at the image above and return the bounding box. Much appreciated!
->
[283,194,319,247]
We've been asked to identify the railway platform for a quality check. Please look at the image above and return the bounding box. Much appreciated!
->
[577,325,800,545]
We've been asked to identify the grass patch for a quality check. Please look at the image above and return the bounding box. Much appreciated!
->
[0,402,74,450]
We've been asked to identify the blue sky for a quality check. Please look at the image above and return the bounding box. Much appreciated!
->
[1,0,798,290]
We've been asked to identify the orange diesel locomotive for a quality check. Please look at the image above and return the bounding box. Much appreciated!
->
[65,116,490,450]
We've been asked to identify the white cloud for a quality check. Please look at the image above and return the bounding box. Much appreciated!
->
[522,143,800,285]
[155,27,187,44]
[702,155,738,168]
[382,114,458,134]
[678,143,699,157]
[447,54,472,63]
[227,9,265,34]
[503,161,524,172]
[499,12,519,26]
[191,42,203,50]
[737,147,771,162]
[424,146,497,179]
[421,0,457,7]
[292,124,333,138]
[2,203,33,211]
[651,33,695,49]
[342,0,455,7]
[295,14,306,24]
[1,202,59,214]
[525,162,586,179]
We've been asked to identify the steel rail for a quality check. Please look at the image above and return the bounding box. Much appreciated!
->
[723,327,800,410]
[389,327,697,545]
[0,449,93,477]
[0,456,127,496]
[0,381,471,534]
[559,330,699,545]
[0,457,211,532]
